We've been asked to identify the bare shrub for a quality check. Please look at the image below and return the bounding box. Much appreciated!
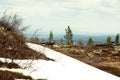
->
[0,11,28,44]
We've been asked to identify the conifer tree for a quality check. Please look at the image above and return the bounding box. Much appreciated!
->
[60,38,64,45]
[49,31,54,43]
[115,34,119,46]
[87,37,94,46]
[106,36,111,46]
[64,26,73,45]
[79,40,84,46]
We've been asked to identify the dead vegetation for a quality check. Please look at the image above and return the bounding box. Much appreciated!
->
[0,12,51,80]
[0,11,52,60]
[0,61,20,69]
[0,70,32,80]
[0,28,51,60]
[50,45,120,77]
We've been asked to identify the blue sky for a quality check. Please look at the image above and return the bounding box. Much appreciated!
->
[0,0,120,34]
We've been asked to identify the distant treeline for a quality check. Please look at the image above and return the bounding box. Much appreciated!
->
[28,26,120,46]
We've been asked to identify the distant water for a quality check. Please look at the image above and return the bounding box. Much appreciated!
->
[73,35,115,45]
[25,34,116,45]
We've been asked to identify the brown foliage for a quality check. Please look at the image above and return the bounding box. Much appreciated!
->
[0,70,32,80]
[51,45,120,77]
[0,12,52,60]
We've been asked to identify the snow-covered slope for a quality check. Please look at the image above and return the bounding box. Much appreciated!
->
[26,43,120,80]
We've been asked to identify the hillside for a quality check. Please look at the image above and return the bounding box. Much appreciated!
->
[0,13,51,80]
[0,12,120,80]
[50,45,120,77]
[26,43,120,80]
[0,26,50,60]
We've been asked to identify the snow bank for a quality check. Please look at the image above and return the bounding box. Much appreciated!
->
[0,43,120,80]
[26,43,120,80]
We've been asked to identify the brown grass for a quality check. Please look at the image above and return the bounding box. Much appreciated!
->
[0,70,32,80]
[0,30,52,60]
[50,45,120,77]
[0,61,20,69]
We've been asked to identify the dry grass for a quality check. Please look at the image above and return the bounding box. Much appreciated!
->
[50,45,120,77]
[0,30,52,60]
[0,61,20,69]
[0,70,32,80]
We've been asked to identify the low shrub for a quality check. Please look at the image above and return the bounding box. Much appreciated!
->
[0,70,32,80]
[0,61,20,69]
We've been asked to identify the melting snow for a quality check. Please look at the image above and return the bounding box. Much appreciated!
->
[0,43,120,80]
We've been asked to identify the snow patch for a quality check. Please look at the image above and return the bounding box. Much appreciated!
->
[0,43,120,80]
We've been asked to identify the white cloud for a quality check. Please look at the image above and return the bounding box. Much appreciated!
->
[75,0,101,9]
[1,0,119,17]
[1,0,98,14]
[0,0,120,33]
[105,0,119,6]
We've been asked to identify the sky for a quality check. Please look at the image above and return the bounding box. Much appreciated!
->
[0,0,120,35]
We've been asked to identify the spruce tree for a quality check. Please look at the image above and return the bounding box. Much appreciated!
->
[115,34,119,46]
[60,38,64,45]
[64,26,73,45]
[106,36,111,46]
[87,37,94,46]
[49,31,54,43]
[79,40,84,46]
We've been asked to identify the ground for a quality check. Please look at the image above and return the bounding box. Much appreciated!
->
[49,45,120,77]
[0,26,52,79]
